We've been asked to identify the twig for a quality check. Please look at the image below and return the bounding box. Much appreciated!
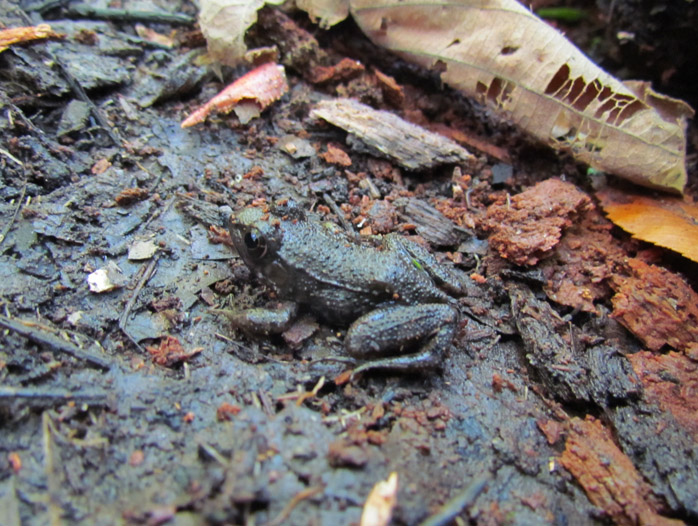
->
[419,472,491,526]
[322,193,357,239]
[66,4,195,25]
[22,0,69,14]
[42,412,62,526]
[0,386,108,405]
[0,147,23,167]
[7,101,68,161]
[0,314,113,370]
[0,180,27,247]
[119,254,160,348]
[53,57,121,145]
[265,486,324,526]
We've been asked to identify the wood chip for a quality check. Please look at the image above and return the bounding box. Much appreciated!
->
[311,98,473,170]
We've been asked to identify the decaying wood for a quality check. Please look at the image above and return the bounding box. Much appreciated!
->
[311,98,473,170]
[397,198,460,246]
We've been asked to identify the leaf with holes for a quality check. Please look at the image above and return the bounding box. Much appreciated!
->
[349,0,694,193]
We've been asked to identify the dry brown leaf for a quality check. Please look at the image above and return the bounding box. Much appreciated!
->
[350,0,693,193]
[297,0,350,28]
[597,185,698,263]
[198,0,284,66]
[0,23,63,52]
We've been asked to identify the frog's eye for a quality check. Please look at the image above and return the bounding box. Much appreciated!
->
[243,228,267,259]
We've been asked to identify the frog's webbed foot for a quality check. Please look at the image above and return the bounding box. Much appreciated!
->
[345,303,456,374]
[213,301,298,335]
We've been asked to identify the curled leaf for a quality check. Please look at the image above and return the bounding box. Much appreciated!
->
[350,0,693,193]
[181,62,288,127]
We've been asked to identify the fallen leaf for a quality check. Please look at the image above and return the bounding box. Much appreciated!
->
[128,239,159,261]
[115,187,150,206]
[597,185,698,263]
[349,0,693,193]
[181,62,288,128]
[198,0,284,66]
[0,24,63,53]
[134,24,174,48]
[297,0,350,28]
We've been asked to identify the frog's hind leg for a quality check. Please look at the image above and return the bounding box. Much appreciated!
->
[345,303,457,374]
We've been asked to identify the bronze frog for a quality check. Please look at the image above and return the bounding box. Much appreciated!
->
[225,203,465,373]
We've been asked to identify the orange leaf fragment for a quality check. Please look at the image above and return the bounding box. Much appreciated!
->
[0,24,64,53]
[597,185,698,263]
[181,62,288,128]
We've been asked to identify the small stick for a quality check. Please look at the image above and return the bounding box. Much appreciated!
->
[419,472,491,526]
[66,4,195,25]
[322,193,357,239]
[42,412,62,526]
[0,180,27,247]
[119,254,160,348]
[265,486,324,526]
[0,314,113,370]
[0,386,108,405]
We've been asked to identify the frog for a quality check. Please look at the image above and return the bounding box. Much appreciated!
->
[223,202,465,373]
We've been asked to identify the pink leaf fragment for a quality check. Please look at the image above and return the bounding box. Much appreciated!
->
[181,62,288,128]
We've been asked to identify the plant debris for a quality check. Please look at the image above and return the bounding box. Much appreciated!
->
[181,62,288,127]
[482,178,592,265]
[311,98,473,170]
[560,416,684,526]
[611,258,698,354]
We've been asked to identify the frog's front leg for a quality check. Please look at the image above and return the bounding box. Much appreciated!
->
[344,303,457,373]
[217,301,298,335]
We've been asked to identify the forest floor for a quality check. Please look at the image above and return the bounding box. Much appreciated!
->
[1,1,697,525]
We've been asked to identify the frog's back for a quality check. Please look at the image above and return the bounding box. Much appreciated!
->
[277,219,449,322]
